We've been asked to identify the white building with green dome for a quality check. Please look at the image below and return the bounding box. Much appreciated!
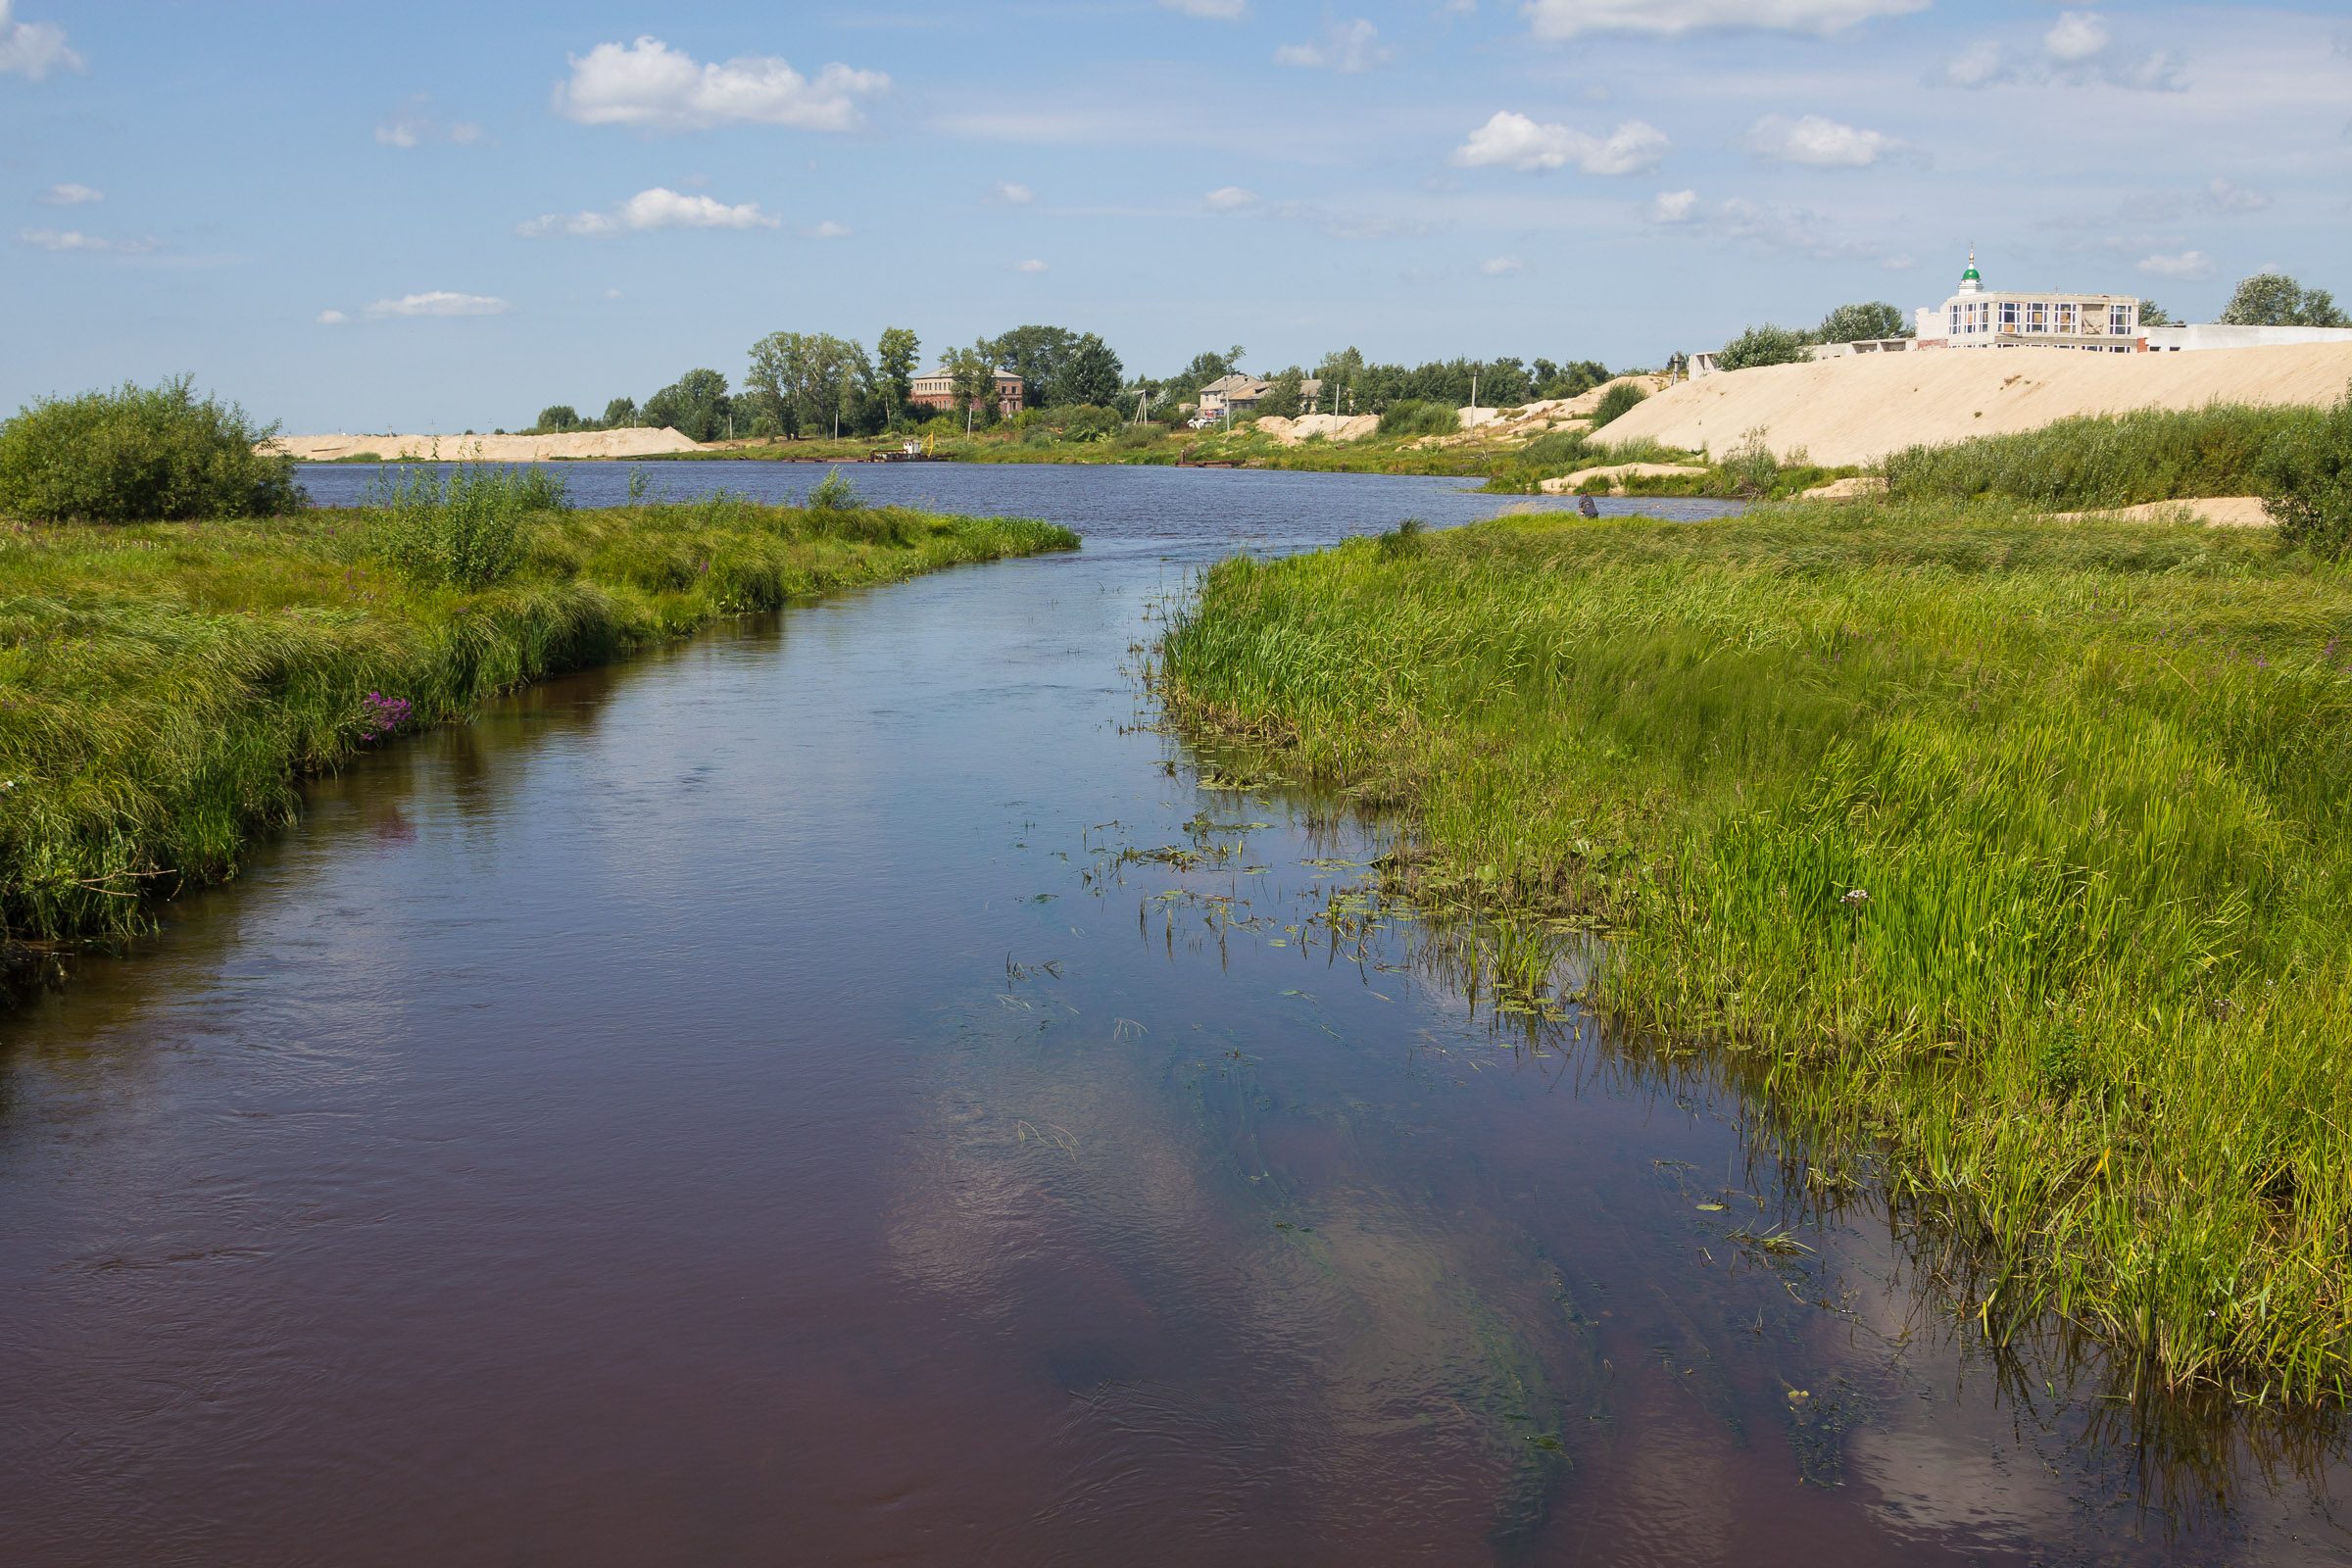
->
[1913,248,2144,353]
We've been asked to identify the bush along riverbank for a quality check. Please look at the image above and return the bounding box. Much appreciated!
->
[1158,500,2352,1399]
[0,467,1076,952]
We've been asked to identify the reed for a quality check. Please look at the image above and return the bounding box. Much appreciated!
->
[1159,500,2352,1398]
[1884,402,2319,510]
[0,500,1076,948]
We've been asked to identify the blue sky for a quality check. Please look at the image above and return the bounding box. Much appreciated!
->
[4,0,2347,431]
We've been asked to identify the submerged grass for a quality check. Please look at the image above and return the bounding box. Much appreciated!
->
[1158,499,2352,1399]
[0,497,1076,948]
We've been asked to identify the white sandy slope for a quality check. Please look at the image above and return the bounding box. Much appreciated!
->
[1595,344,2352,467]
[261,428,704,462]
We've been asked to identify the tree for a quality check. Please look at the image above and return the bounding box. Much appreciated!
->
[602,396,639,428]
[987,325,1077,408]
[1311,347,1366,414]
[1713,323,1811,372]
[877,326,920,426]
[1817,301,1909,343]
[2137,300,2173,327]
[534,405,581,433]
[1255,368,1304,419]
[1053,333,1124,408]
[948,341,1002,430]
[2220,272,2347,328]
[745,333,872,439]
[1532,359,1609,399]
[643,368,730,442]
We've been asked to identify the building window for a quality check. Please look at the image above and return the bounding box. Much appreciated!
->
[2056,303,2077,333]
[2110,304,2132,335]
[2028,302,2046,333]
[1949,305,1960,336]
[2000,301,2018,330]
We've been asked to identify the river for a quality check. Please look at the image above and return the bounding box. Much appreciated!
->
[1,466,2342,1565]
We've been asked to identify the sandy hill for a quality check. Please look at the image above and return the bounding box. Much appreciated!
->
[262,428,704,462]
[1598,343,2352,466]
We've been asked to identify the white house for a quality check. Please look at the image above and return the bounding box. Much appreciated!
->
[1911,249,2141,353]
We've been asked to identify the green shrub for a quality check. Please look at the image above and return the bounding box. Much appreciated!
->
[1713,324,1811,372]
[1588,381,1648,429]
[1056,405,1121,442]
[0,376,303,523]
[806,467,860,511]
[2257,385,2352,560]
[1885,403,2320,511]
[1374,517,1427,560]
[1378,400,1461,439]
[367,463,567,588]
[1113,424,1163,451]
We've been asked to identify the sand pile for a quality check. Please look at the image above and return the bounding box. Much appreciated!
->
[1598,343,2352,467]
[2052,497,2272,528]
[1252,414,1381,446]
[262,428,705,463]
[1539,463,1709,495]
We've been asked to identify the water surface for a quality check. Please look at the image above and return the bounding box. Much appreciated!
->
[2,466,2342,1565]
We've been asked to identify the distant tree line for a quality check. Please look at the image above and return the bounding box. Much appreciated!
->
[519,326,1651,439]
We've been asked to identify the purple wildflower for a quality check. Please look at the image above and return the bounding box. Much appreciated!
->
[359,692,412,738]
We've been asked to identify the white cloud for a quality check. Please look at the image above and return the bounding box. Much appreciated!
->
[1275,18,1392,73]
[553,36,889,132]
[1159,0,1249,17]
[2043,11,2109,63]
[813,220,850,238]
[19,228,150,253]
[1016,258,1048,272]
[2137,250,2214,281]
[1452,111,1669,175]
[364,291,514,318]
[1745,114,1906,168]
[1648,188,1698,222]
[989,181,1035,205]
[1480,255,1526,275]
[1524,0,1924,41]
[37,182,101,205]
[317,310,348,324]
[2203,177,2269,215]
[518,186,781,237]
[0,1,80,79]
[1938,19,2181,92]
[1204,185,1260,212]
[1940,41,2004,86]
[375,95,483,148]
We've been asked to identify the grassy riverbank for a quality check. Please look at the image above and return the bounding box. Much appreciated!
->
[1159,501,2352,1398]
[0,497,1075,949]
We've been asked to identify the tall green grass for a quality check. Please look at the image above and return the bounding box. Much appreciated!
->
[1377,400,1463,439]
[1159,502,2352,1398]
[0,501,1076,947]
[1884,403,2320,510]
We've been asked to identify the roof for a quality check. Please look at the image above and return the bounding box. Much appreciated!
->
[1200,373,1268,395]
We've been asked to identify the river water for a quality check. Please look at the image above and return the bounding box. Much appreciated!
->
[2,466,2343,1565]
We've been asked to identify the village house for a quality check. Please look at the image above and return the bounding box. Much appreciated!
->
[1195,373,1325,419]
[907,366,1024,416]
